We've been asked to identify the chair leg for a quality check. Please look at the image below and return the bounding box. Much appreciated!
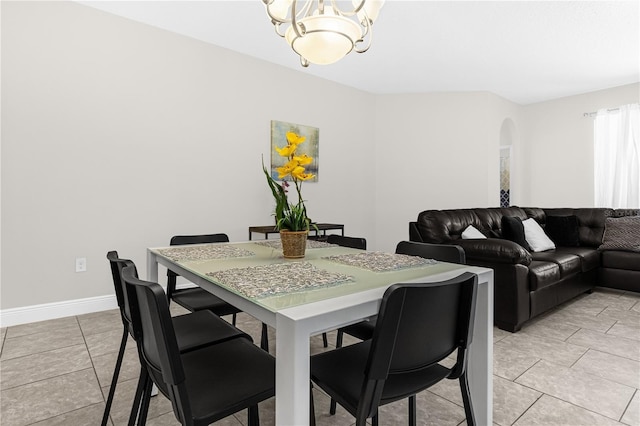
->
[232,312,237,325]
[128,367,148,426]
[336,329,344,348]
[322,332,328,348]
[330,398,337,415]
[408,395,417,426]
[372,411,379,426]
[101,328,128,426]
[247,405,260,426]
[136,375,154,426]
[459,372,476,426]
[260,323,269,352]
[310,383,317,426]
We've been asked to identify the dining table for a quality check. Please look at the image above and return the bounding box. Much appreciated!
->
[147,240,494,426]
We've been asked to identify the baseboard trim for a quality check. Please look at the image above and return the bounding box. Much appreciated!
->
[0,295,118,327]
[0,282,198,327]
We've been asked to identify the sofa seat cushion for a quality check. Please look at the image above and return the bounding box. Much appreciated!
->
[529,261,561,291]
[531,251,581,278]
[554,247,601,272]
[602,250,640,272]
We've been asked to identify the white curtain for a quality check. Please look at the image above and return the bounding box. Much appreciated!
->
[594,103,640,208]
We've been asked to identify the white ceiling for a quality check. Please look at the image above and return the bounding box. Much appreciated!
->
[79,0,640,105]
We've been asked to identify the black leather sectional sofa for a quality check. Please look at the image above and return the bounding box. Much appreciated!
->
[410,207,640,332]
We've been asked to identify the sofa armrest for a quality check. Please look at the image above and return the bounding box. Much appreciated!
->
[454,238,532,265]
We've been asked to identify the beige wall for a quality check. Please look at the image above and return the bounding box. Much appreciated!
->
[1,1,637,313]
[522,83,640,207]
[372,92,523,252]
[1,1,377,309]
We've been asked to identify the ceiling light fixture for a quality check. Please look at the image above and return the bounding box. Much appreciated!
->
[263,0,385,67]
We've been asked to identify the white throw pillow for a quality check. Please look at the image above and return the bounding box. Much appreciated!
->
[462,225,487,239]
[523,218,556,252]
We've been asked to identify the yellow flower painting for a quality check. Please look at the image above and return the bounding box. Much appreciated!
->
[270,120,319,182]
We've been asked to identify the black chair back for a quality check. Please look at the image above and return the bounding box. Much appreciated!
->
[167,233,230,295]
[122,264,192,423]
[106,251,137,333]
[358,272,477,420]
[395,241,465,264]
[327,235,367,250]
[170,233,230,246]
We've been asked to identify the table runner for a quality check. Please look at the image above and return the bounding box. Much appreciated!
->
[323,252,436,272]
[206,261,353,299]
[254,240,335,250]
[157,245,255,262]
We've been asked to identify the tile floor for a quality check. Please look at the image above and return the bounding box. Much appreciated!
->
[1,287,639,426]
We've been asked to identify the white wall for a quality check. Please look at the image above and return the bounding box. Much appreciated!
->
[522,83,640,206]
[372,92,523,252]
[1,1,376,310]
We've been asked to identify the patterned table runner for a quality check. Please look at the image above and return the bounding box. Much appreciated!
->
[206,262,353,299]
[323,252,436,272]
[254,240,335,250]
[157,245,255,262]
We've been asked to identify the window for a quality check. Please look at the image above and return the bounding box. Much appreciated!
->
[594,104,640,208]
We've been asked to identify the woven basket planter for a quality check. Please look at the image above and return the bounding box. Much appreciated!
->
[280,230,308,259]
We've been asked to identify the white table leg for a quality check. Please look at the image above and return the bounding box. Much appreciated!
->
[468,270,494,425]
[275,313,311,426]
[147,250,158,282]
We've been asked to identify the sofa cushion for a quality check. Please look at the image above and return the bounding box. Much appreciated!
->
[476,207,527,238]
[523,218,556,252]
[542,208,613,248]
[599,216,640,252]
[501,216,531,251]
[601,250,640,272]
[531,251,582,277]
[545,215,580,247]
[416,209,481,244]
[461,225,487,239]
[554,247,601,272]
[529,261,561,291]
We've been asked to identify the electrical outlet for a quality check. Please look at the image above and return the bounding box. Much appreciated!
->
[75,257,87,272]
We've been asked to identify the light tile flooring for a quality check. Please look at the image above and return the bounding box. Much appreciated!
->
[1,287,639,426]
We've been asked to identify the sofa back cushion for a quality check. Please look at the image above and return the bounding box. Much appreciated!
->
[416,209,481,243]
[416,207,528,244]
[416,207,640,248]
[542,208,612,247]
[544,215,581,247]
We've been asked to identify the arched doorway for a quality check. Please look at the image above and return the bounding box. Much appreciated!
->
[499,119,517,207]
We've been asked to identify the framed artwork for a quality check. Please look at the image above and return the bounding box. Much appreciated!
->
[270,120,319,182]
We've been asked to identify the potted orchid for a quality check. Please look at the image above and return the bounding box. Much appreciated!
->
[263,131,316,257]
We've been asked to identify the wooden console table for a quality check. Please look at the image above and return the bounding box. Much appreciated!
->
[248,223,344,240]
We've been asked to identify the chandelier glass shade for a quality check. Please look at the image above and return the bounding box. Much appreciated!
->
[264,0,385,67]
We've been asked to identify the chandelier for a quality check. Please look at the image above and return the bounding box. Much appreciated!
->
[263,0,385,67]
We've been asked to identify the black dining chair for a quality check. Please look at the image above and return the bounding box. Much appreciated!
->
[122,264,276,426]
[311,272,478,426]
[395,240,466,264]
[329,240,466,415]
[321,234,367,348]
[167,234,241,323]
[327,234,367,250]
[102,252,248,426]
[335,241,466,348]
[166,233,271,352]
